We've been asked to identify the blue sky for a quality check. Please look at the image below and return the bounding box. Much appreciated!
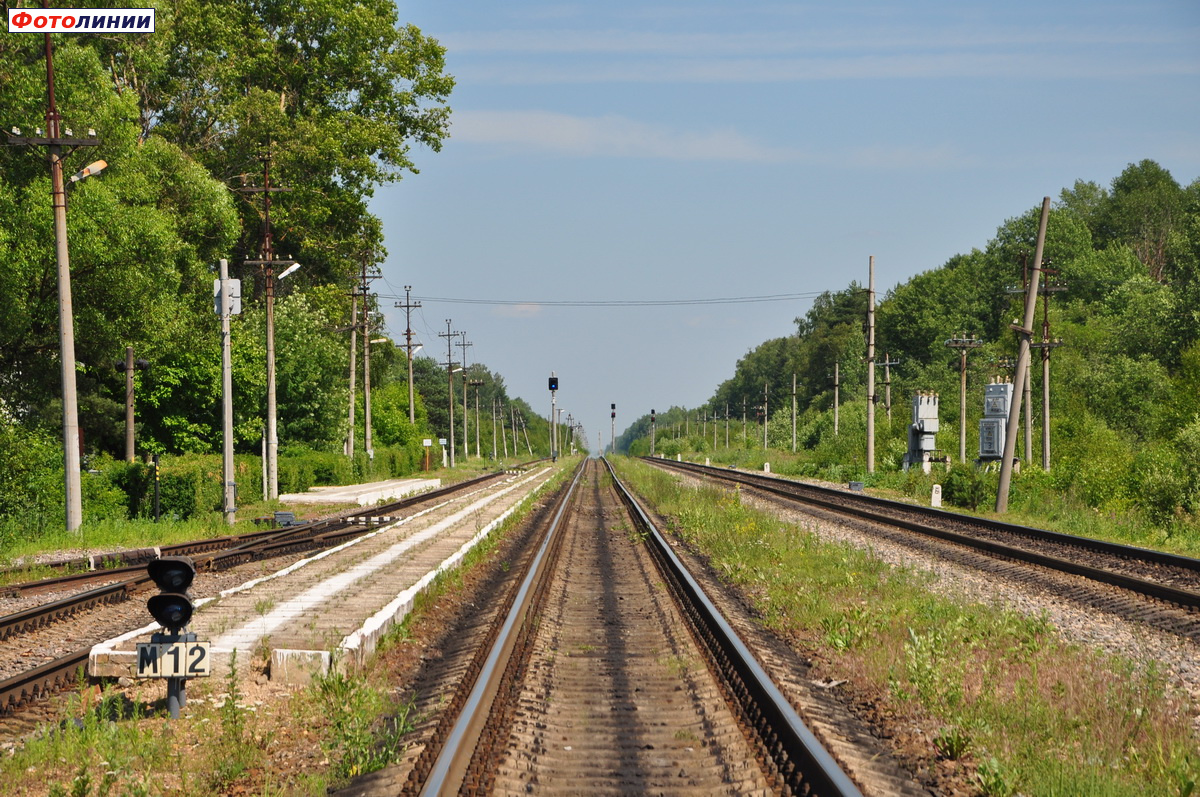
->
[369,1,1200,450]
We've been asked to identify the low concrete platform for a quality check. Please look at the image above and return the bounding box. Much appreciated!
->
[90,468,554,685]
[279,477,440,506]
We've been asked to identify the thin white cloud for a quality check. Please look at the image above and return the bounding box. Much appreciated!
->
[456,51,1199,85]
[452,110,799,162]
[445,26,1192,57]
[493,303,544,318]
[451,110,976,170]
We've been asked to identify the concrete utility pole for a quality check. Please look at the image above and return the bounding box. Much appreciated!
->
[470,380,484,458]
[742,398,747,447]
[242,150,297,500]
[611,403,616,456]
[650,409,657,456]
[997,197,1051,513]
[492,398,498,460]
[219,259,236,526]
[1033,332,1063,471]
[867,256,876,473]
[359,260,380,459]
[439,320,461,468]
[345,293,357,456]
[7,28,103,531]
[881,353,900,423]
[503,401,512,458]
[395,286,422,424]
[945,334,983,464]
[725,403,729,449]
[1023,358,1033,464]
[714,405,718,450]
[456,335,473,460]
[1030,272,1065,470]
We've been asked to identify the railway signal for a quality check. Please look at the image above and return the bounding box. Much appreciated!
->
[147,556,196,631]
[140,556,209,718]
[549,373,559,460]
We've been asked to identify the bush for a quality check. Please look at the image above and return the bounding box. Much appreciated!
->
[0,420,64,547]
[1131,442,1187,523]
[942,464,988,510]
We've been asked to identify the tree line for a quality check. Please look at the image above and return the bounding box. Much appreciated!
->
[0,1,553,539]
[619,160,1200,524]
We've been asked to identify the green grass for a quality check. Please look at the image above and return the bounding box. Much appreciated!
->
[0,461,574,795]
[673,445,1200,559]
[612,457,1200,796]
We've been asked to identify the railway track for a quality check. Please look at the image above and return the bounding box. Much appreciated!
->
[344,458,933,796]
[646,457,1200,638]
[0,466,536,720]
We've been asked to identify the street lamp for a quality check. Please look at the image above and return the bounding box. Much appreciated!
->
[69,159,106,183]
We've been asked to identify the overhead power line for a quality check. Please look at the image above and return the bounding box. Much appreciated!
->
[376,291,823,307]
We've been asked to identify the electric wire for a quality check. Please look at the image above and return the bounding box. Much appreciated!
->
[375,291,822,308]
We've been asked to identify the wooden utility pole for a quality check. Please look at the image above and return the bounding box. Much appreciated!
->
[997,197,1051,513]
[114,347,147,462]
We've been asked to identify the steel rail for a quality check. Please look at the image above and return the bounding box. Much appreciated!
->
[0,647,90,714]
[0,465,533,593]
[649,458,1200,611]
[1,468,520,601]
[0,467,543,716]
[418,460,585,796]
[608,457,862,796]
